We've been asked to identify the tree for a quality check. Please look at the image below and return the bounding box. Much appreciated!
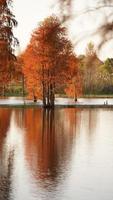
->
[23,16,78,107]
[0,0,18,95]
[79,42,103,95]
[104,58,113,74]
[65,54,82,101]
[96,58,113,94]
[22,47,41,101]
[15,55,26,98]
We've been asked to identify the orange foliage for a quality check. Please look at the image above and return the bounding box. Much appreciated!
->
[0,0,18,94]
[65,55,82,100]
[22,16,79,105]
[22,48,42,99]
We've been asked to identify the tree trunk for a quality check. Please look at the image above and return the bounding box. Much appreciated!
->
[74,85,77,102]
[47,70,50,107]
[47,84,50,107]
[22,74,25,104]
[50,84,54,107]
[22,75,24,97]
[3,85,5,97]
[43,82,46,107]
[33,95,37,102]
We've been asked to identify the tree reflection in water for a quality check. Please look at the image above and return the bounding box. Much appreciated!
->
[0,108,78,199]
[1,107,113,200]
[0,109,13,200]
[23,108,78,191]
[0,108,81,200]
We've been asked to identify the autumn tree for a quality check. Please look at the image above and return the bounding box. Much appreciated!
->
[14,55,26,97]
[22,47,41,102]
[23,16,78,107]
[65,55,82,101]
[0,0,18,96]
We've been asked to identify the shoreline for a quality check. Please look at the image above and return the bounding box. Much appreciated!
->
[0,103,113,108]
[0,97,113,108]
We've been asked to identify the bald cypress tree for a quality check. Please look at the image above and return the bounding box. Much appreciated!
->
[0,0,18,95]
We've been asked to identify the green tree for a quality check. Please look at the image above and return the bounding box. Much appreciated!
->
[79,42,103,94]
[97,58,113,94]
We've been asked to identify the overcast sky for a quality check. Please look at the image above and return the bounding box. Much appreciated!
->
[13,0,113,60]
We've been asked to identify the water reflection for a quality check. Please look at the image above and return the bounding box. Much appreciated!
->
[0,108,113,200]
[0,108,11,151]
[22,108,78,193]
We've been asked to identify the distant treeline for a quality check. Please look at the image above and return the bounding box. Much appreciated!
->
[78,43,113,95]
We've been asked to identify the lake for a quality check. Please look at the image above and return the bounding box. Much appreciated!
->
[0,107,113,200]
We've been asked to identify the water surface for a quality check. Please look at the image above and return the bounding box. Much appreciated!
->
[0,107,113,200]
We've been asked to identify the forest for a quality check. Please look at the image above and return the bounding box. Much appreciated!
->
[1,0,113,107]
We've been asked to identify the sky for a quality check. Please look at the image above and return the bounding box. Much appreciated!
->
[13,0,113,60]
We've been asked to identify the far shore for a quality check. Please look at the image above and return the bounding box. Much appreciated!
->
[0,103,113,109]
[0,96,113,108]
